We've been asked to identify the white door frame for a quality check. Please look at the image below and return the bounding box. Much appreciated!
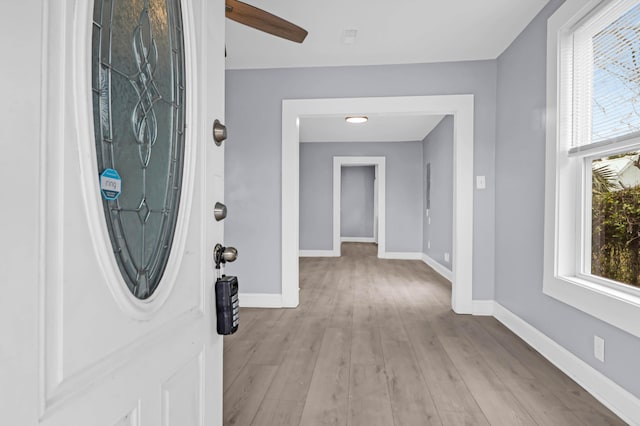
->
[333,157,386,257]
[373,165,379,244]
[282,95,475,314]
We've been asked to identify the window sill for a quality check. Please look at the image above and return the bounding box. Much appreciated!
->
[543,274,640,338]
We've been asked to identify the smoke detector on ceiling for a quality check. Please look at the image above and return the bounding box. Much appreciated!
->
[341,29,358,45]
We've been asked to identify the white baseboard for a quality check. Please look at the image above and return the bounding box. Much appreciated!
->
[493,302,640,425]
[471,300,495,316]
[238,293,283,308]
[382,252,423,260]
[421,253,453,282]
[341,237,376,243]
[299,250,338,258]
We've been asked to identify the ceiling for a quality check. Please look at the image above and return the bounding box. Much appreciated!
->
[300,114,445,143]
[225,0,548,143]
[225,0,549,70]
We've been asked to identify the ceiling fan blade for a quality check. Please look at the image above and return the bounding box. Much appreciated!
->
[225,0,308,43]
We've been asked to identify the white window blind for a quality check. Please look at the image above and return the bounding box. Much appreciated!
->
[574,1,640,146]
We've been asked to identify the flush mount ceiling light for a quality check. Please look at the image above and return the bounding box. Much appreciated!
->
[345,115,368,124]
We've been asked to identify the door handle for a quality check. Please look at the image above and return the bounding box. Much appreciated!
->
[214,243,238,268]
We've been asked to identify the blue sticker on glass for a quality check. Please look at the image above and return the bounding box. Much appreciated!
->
[100,168,122,200]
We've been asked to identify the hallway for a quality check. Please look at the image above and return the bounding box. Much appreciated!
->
[223,243,623,425]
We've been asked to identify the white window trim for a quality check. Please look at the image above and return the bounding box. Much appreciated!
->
[544,0,640,338]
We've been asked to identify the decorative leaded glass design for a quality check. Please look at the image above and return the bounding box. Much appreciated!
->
[91,0,186,299]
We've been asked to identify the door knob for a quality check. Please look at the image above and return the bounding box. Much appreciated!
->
[213,119,227,146]
[214,243,238,268]
[221,246,238,263]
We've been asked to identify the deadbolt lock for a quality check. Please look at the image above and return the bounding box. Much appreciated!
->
[213,119,227,146]
[214,202,227,221]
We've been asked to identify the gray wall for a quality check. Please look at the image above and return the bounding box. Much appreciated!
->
[422,116,453,270]
[226,61,497,296]
[496,0,640,398]
[299,142,423,252]
[341,166,375,239]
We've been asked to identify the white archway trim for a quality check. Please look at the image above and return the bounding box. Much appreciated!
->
[333,157,386,258]
[282,95,474,314]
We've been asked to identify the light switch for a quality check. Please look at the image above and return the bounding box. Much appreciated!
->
[594,335,605,362]
[476,175,486,189]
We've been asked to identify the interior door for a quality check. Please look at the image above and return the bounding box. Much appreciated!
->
[0,0,226,424]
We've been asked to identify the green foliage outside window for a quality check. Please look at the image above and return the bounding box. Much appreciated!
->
[592,164,640,287]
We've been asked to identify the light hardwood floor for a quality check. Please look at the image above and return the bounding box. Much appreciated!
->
[223,243,625,425]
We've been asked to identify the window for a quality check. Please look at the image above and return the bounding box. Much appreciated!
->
[544,0,640,338]
[92,0,187,299]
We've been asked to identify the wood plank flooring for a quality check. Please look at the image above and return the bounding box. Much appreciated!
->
[223,243,624,425]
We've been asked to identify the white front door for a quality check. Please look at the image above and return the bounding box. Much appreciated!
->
[0,0,226,425]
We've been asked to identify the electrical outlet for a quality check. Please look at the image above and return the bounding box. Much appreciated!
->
[427,241,431,249]
[444,252,450,262]
[428,217,431,225]
[594,335,605,362]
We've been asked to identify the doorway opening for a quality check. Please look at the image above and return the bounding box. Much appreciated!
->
[340,165,377,244]
[333,157,386,258]
[282,95,474,314]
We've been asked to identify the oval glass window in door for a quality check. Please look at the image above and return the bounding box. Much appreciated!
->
[91,0,186,299]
